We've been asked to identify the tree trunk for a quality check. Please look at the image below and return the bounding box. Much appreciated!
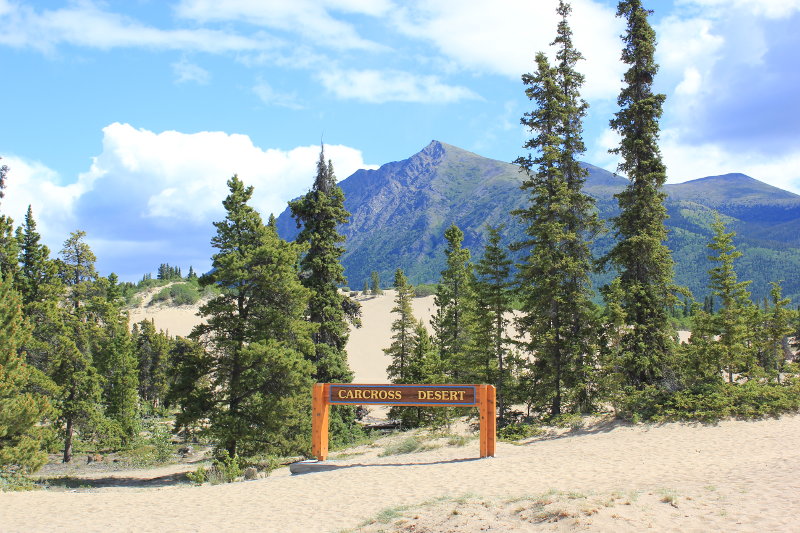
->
[63,417,74,463]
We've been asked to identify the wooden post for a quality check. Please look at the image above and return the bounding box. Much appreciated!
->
[478,384,487,458]
[487,384,496,457]
[312,383,329,461]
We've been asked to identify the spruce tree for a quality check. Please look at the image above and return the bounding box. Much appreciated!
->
[684,216,753,384]
[192,176,314,458]
[604,0,675,388]
[0,278,53,475]
[0,158,18,281]
[466,226,514,422]
[59,230,98,287]
[289,146,360,384]
[512,1,600,416]
[91,293,139,446]
[370,271,382,295]
[385,269,417,383]
[166,337,213,438]
[16,206,59,306]
[431,224,473,382]
[761,282,792,382]
[132,319,171,411]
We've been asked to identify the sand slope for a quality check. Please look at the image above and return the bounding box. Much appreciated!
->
[127,290,436,383]
[3,415,799,532]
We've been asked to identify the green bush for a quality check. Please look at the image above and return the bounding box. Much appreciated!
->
[379,436,423,456]
[616,379,800,423]
[208,450,242,484]
[497,423,545,441]
[149,283,201,306]
[413,284,437,298]
[186,466,207,485]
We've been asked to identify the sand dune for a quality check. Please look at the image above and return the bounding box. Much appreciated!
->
[127,290,436,383]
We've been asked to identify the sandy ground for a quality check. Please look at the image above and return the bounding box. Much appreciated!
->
[2,415,799,532]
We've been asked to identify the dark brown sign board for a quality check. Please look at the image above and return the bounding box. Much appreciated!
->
[328,384,477,406]
[311,383,496,462]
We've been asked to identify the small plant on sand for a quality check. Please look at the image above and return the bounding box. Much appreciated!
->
[186,466,207,485]
[659,488,680,507]
[497,423,545,441]
[379,436,423,456]
[207,449,242,484]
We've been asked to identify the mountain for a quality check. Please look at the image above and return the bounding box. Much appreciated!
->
[276,141,800,303]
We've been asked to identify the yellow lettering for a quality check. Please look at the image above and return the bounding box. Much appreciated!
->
[338,389,347,399]
[393,390,401,400]
[458,391,465,401]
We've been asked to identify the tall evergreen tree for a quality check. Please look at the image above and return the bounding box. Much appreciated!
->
[191,176,314,458]
[0,159,18,280]
[132,319,171,411]
[512,1,600,417]
[760,282,792,382]
[91,292,140,446]
[0,278,53,475]
[466,226,515,422]
[684,216,753,384]
[385,269,417,383]
[289,146,361,384]
[431,224,473,382]
[16,206,59,306]
[604,0,676,388]
[59,230,98,287]
[370,271,382,295]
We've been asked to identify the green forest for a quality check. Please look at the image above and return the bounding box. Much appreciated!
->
[2,0,800,489]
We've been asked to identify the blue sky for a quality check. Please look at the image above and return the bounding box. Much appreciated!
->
[1,0,799,281]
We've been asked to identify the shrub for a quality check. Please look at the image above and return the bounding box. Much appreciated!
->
[207,450,242,484]
[149,283,201,306]
[497,423,545,441]
[413,284,437,298]
[616,379,800,423]
[379,436,423,456]
[186,466,207,485]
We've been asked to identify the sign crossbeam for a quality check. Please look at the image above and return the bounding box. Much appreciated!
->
[311,383,496,461]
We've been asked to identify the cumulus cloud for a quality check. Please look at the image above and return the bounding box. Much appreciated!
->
[391,0,625,101]
[3,123,377,279]
[660,128,800,194]
[81,122,375,224]
[0,155,90,250]
[318,69,480,103]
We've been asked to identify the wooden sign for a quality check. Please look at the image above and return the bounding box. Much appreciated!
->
[328,384,476,406]
[311,383,496,462]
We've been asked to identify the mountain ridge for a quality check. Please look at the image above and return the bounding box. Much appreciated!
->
[276,141,800,302]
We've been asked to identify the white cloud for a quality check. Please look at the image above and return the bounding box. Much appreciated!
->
[252,81,303,109]
[391,0,625,101]
[661,128,800,193]
[172,58,210,84]
[81,123,376,224]
[0,155,89,249]
[0,1,277,53]
[175,0,387,51]
[677,0,800,18]
[1,124,378,269]
[318,69,480,103]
